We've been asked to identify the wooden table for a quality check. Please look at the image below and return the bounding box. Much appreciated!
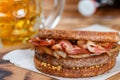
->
[1,0,120,80]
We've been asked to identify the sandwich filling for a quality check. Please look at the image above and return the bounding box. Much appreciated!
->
[30,37,118,59]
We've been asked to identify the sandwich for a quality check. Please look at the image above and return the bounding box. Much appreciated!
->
[30,29,120,78]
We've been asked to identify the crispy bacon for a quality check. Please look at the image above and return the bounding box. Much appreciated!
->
[104,43,117,51]
[52,40,72,51]
[85,41,107,54]
[66,45,90,54]
[30,37,55,46]
[52,40,90,55]
[31,37,116,55]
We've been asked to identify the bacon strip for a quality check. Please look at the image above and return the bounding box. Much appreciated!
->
[52,40,90,55]
[84,41,107,54]
[30,37,55,46]
[30,38,116,55]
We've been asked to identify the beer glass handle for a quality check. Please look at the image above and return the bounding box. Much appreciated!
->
[44,0,65,29]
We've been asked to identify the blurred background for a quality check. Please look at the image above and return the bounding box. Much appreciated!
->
[0,0,120,48]
[44,0,120,30]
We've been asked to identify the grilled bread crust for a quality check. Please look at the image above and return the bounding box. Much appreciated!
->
[34,55,116,78]
[38,29,120,42]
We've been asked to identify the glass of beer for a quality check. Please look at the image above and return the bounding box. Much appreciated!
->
[0,0,65,48]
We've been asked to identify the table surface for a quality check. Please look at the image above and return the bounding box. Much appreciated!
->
[1,0,120,80]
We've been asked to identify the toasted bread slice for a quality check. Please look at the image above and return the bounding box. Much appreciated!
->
[38,29,120,42]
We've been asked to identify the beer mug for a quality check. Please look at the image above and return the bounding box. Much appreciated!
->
[0,0,65,48]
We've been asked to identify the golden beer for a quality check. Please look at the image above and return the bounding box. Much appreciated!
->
[0,0,42,47]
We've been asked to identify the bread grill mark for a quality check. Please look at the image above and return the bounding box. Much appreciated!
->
[31,37,118,59]
[38,29,120,42]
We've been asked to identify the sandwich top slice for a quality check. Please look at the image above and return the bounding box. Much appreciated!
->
[30,29,120,78]
[31,29,120,56]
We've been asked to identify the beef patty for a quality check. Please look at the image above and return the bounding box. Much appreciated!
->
[35,50,118,68]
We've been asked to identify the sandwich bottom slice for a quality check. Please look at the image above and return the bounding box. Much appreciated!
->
[34,50,118,78]
[30,29,120,78]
